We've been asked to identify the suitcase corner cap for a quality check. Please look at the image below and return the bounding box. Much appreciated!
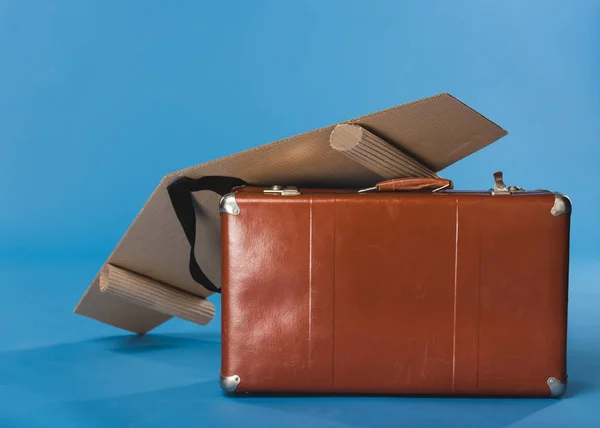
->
[219,373,241,393]
[552,194,572,216]
[547,377,567,397]
[219,192,240,215]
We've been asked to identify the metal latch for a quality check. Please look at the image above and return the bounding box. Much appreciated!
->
[263,185,301,196]
[491,171,526,195]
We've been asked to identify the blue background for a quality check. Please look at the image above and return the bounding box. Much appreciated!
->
[1,1,599,426]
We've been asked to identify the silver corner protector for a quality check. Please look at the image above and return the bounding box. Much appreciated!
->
[219,373,241,393]
[547,377,567,397]
[219,192,240,215]
[552,194,572,216]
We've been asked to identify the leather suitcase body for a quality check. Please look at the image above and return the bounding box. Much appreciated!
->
[218,175,571,397]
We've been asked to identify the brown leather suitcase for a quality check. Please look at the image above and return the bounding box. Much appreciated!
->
[217,172,571,397]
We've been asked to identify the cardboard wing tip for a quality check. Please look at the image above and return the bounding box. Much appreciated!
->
[443,92,509,136]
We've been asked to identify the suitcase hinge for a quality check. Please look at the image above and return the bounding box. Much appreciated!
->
[264,185,301,196]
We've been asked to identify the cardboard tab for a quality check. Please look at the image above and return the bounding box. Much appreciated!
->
[330,124,439,178]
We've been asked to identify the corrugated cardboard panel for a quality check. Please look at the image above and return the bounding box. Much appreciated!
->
[75,93,507,333]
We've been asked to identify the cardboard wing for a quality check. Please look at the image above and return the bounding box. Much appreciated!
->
[75,93,507,334]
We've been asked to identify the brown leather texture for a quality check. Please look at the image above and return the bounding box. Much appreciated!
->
[221,189,570,396]
[375,177,454,192]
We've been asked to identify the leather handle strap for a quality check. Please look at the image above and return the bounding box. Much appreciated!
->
[167,176,247,294]
[374,177,453,192]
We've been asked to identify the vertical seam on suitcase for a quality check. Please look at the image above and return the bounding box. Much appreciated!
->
[453,199,459,392]
[308,198,313,386]
[332,195,337,387]
[476,197,482,388]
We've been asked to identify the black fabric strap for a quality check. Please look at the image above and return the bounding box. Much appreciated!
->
[167,176,247,293]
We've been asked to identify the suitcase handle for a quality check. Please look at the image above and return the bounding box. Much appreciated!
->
[359,177,453,193]
[167,176,247,294]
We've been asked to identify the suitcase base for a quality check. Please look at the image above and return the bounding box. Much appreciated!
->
[219,373,567,397]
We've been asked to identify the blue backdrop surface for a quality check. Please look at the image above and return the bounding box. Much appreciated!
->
[0,1,599,427]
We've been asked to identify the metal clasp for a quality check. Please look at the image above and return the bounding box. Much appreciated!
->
[491,171,526,195]
[492,171,509,194]
[263,185,301,196]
